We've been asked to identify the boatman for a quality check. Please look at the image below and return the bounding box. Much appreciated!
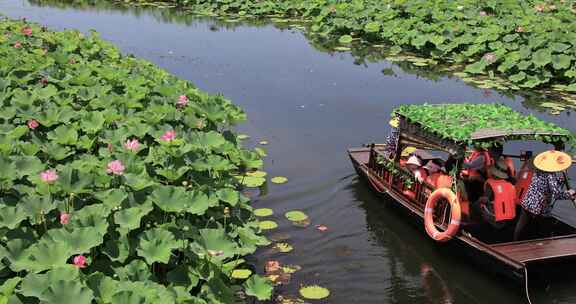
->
[513,150,576,241]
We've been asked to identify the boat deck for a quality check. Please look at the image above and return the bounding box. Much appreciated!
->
[490,235,576,263]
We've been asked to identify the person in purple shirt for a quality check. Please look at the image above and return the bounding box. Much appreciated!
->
[513,151,575,241]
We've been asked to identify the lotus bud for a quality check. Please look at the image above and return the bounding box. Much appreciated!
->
[182,181,188,186]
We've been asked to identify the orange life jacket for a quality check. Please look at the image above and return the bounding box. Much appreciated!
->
[462,150,494,179]
[515,162,534,204]
[426,173,453,189]
[503,157,516,178]
[484,179,516,221]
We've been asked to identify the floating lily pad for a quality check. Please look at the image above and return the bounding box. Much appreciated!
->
[236,175,266,188]
[246,171,267,178]
[259,221,278,230]
[299,285,330,300]
[333,46,351,51]
[273,242,293,253]
[237,134,250,140]
[282,265,301,274]
[258,140,268,145]
[269,232,291,242]
[231,269,252,279]
[276,295,305,304]
[338,35,353,44]
[284,210,308,222]
[254,208,274,217]
[292,218,311,228]
[270,176,288,184]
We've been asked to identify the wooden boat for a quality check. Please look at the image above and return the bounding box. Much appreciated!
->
[348,104,576,286]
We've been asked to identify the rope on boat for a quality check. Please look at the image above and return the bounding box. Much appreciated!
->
[524,267,533,304]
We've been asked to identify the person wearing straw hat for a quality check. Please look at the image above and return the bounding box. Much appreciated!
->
[513,150,576,241]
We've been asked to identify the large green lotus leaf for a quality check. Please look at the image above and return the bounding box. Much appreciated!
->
[123,172,156,191]
[0,239,32,272]
[33,84,58,100]
[170,286,205,304]
[47,125,78,145]
[80,111,105,134]
[0,205,26,229]
[532,48,552,67]
[552,54,571,70]
[26,239,72,272]
[110,290,147,304]
[150,185,189,213]
[85,272,118,303]
[202,276,236,304]
[114,259,154,282]
[44,227,104,254]
[236,226,270,255]
[155,166,190,181]
[43,142,74,161]
[114,202,153,232]
[69,204,110,235]
[243,275,273,301]
[95,188,127,209]
[0,157,17,185]
[188,131,226,150]
[113,280,176,304]
[0,277,20,300]
[104,233,134,263]
[137,228,179,264]
[196,228,238,261]
[41,280,94,304]
[239,151,263,169]
[20,194,55,220]
[20,267,80,299]
[56,166,94,194]
[166,265,200,290]
[216,188,239,206]
[13,156,43,178]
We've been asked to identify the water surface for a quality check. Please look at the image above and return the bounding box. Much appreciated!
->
[1,1,575,303]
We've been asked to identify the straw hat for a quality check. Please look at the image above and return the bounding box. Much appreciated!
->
[533,150,573,172]
[401,146,417,158]
[488,159,510,180]
[406,155,422,167]
[389,117,400,128]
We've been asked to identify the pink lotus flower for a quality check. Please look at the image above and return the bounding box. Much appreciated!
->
[483,53,496,63]
[177,95,189,107]
[27,119,39,130]
[73,255,86,268]
[14,41,21,49]
[160,130,176,142]
[316,224,328,232]
[40,169,59,183]
[124,139,140,152]
[60,213,70,225]
[106,160,125,176]
[21,27,33,36]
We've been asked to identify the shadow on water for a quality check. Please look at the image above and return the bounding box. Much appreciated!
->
[1,0,576,303]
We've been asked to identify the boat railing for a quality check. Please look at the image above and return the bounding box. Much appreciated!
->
[368,146,433,208]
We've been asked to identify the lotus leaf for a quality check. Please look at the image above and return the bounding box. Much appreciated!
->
[196,228,238,261]
[254,208,274,217]
[259,221,278,230]
[41,280,94,304]
[270,176,288,184]
[231,269,252,279]
[137,228,179,264]
[284,210,308,222]
[244,275,273,301]
[299,285,330,300]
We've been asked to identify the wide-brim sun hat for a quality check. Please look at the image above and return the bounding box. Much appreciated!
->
[406,155,422,167]
[389,117,400,128]
[533,150,573,172]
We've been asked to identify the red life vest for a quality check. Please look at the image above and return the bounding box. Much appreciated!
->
[503,157,516,178]
[426,173,453,189]
[462,150,494,179]
[484,179,516,221]
[515,162,534,204]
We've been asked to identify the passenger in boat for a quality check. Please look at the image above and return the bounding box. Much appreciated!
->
[475,159,516,228]
[461,145,504,202]
[405,155,427,183]
[424,159,453,189]
[513,151,576,241]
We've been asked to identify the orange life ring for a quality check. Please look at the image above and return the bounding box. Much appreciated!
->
[424,188,461,242]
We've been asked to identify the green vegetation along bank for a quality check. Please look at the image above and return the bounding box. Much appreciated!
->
[106,0,576,95]
[0,18,272,303]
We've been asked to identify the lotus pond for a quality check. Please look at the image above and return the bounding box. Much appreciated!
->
[1,0,576,303]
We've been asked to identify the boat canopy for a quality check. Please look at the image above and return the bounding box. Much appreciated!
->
[393,103,572,155]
